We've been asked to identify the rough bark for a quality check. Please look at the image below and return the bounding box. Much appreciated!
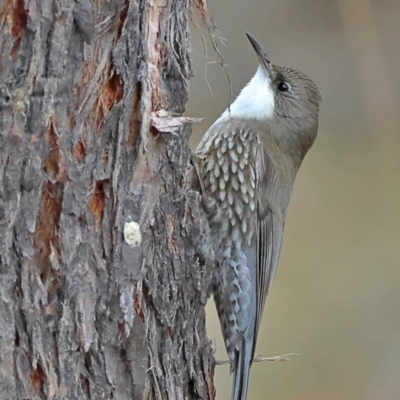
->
[0,0,215,399]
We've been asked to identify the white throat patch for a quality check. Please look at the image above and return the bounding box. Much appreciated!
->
[220,66,275,121]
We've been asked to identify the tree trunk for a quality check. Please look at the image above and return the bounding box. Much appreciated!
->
[0,0,215,399]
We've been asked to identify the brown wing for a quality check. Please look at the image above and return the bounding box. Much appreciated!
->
[252,144,287,360]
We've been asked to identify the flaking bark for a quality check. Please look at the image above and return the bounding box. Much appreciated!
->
[0,0,214,399]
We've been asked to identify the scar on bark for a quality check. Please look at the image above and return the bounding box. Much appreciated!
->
[34,120,64,291]
[73,140,86,162]
[93,71,124,129]
[29,362,46,396]
[1,0,28,58]
[89,180,108,229]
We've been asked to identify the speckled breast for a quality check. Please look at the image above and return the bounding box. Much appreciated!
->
[200,127,259,249]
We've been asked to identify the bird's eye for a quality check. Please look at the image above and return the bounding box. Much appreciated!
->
[277,82,289,92]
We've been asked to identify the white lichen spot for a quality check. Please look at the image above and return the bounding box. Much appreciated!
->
[124,221,142,248]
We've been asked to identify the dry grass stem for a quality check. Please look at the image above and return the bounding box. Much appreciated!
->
[215,353,300,366]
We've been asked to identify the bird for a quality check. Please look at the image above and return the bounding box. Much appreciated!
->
[195,33,321,400]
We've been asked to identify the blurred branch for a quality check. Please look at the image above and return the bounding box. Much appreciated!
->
[216,353,300,366]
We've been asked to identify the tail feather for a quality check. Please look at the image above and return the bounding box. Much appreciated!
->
[230,246,257,400]
[231,337,253,400]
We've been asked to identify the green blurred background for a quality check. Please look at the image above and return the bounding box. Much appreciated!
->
[187,0,400,398]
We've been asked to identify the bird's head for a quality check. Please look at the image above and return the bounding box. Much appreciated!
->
[225,33,321,162]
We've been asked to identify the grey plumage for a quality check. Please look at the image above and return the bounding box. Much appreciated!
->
[196,33,321,400]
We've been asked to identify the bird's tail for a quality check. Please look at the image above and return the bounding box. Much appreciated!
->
[231,336,253,400]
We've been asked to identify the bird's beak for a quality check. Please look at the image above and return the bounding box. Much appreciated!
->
[246,32,272,75]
